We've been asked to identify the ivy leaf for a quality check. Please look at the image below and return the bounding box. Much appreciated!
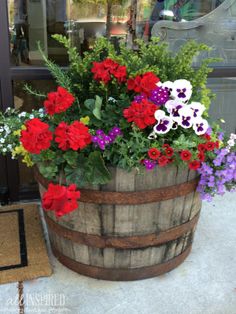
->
[64,155,88,187]
[92,95,102,120]
[63,151,78,167]
[86,151,111,185]
[38,163,58,181]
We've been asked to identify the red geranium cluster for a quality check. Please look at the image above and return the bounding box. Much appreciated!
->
[123,99,157,129]
[55,121,92,151]
[20,118,53,154]
[44,86,75,115]
[91,58,127,84]
[42,183,81,218]
[127,72,160,96]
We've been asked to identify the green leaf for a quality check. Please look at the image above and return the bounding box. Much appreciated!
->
[92,95,102,120]
[84,99,95,111]
[38,163,58,181]
[63,151,78,167]
[86,151,111,185]
[64,155,88,187]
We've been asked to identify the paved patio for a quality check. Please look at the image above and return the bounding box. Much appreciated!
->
[0,192,236,314]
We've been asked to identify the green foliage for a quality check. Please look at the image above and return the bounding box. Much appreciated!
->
[1,37,223,188]
[64,151,111,187]
[38,42,73,92]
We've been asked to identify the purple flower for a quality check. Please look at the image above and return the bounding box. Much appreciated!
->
[143,159,157,171]
[149,87,169,106]
[134,94,146,103]
[218,132,224,141]
[92,126,122,150]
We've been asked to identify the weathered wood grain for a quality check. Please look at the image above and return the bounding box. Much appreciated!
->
[39,165,201,280]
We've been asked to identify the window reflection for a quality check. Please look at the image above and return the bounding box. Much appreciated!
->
[8,0,229,66]
[137,0,226,39]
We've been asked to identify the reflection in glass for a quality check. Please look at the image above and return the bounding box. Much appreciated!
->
[137,0,226,39]
[8,0,235,66]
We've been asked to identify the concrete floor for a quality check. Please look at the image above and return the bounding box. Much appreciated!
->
[0,192,236,314]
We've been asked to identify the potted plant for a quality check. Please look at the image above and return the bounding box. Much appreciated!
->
[0,37,235,281]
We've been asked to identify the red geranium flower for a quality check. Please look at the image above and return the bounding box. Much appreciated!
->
[54,122,70,151]
[127,72,160,96]
[20,118,53,154]
[44,87,75,115]
[205,141,215,151]
[148,148,161,160]
[180,150,192,161]
[42,183,81,218]
[123,99,157,129]
[55,121,92,151]
[189,160,201,170]
[158,155,169,167]
[113,65,127,83]
[165,147,174,157]
[91,58,126,84]
[69,121,92,150]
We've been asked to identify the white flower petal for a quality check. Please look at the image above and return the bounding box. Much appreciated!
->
[148,131,157,140]
[189,102,206,119]
[172,79,192,103]
[153,116,173,134]
[193,118,209,135]
[154,109,165,120]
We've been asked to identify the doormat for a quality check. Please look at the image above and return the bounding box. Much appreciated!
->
[0,203,52,285]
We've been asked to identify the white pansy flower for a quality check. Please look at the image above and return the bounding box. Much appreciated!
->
[172,79,192,103]
[165,99,186,122]
[29,114,34,119]
[176,106,194,129]
[193,118,209,135]
[153,110,173,134]
[0,138,5,143]
[189,102,206,119]
[2,148,7,152]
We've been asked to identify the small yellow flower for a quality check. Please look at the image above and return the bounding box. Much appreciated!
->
[80,116,90,125]
[13,130,22,136]
[22,154,34,167]
[13,125,26,136]
[12,145,34,167]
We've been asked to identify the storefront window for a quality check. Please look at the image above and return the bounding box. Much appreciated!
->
[8,0,235,66]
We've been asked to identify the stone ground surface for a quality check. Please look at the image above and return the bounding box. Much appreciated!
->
[0,192,236,314]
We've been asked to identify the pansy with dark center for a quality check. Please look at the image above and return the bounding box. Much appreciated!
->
[153,110,173,134]
[193,118,209,135]
[181,116,192,127]
[189,102,206,120]
[155,119,170,132]
[176,88,187,99]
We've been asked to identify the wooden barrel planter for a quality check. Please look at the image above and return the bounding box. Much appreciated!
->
[35,165,201,281]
